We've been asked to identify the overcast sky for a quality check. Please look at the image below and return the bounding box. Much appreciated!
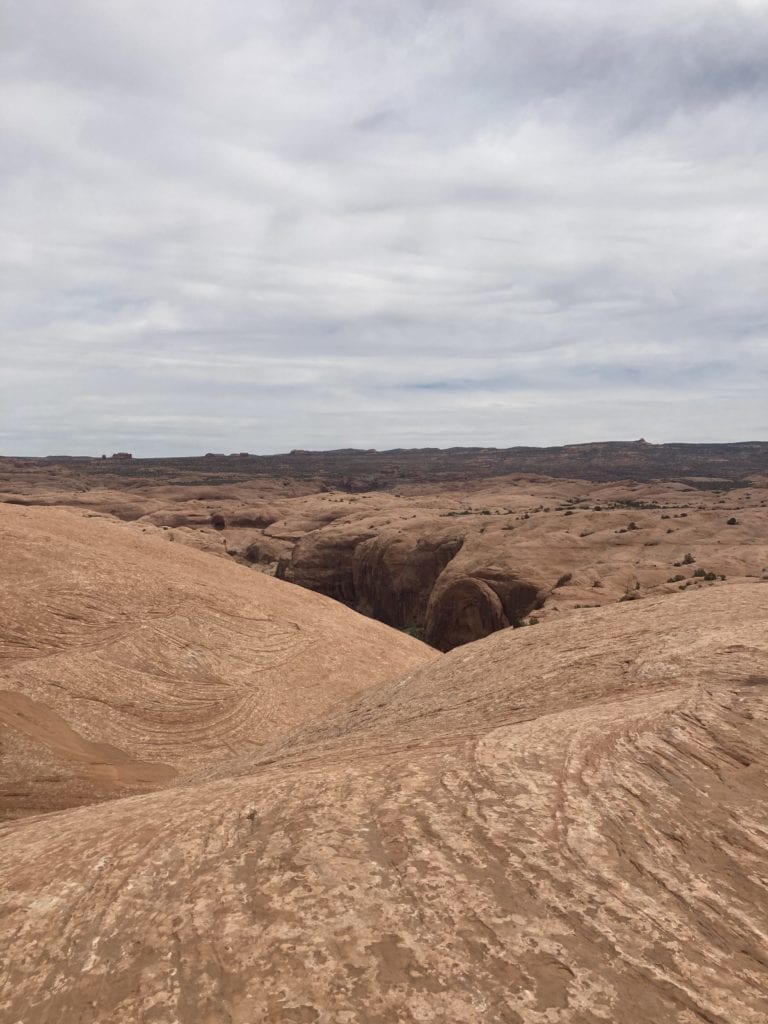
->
[1,0,767,456]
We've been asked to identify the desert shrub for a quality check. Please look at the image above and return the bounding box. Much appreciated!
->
[400,624,426,641]
[682,552,695,564]
[727,517,738,525]
[668,574,685,582]
[555,572,572,588]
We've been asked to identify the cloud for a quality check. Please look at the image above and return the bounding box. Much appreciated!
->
[1,0,766,454]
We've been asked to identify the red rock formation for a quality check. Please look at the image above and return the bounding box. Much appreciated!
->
[424,566,543,651]
[0,504,435,820]
[2,585,767,1021]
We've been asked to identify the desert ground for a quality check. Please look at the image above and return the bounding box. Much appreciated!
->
[1,443,767,1022]
[3,443,767,651]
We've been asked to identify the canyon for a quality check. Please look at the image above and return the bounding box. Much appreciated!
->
[1,445,767,1022]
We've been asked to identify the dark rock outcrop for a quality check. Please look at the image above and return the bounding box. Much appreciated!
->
[286,524,543,651]
[286,527,377,605]
[352,534,464,630]
[425,567,543,651]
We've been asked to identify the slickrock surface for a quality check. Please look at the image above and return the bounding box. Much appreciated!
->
[3,458,767,650]
[1,584,767,1022]
[0,505,435,819]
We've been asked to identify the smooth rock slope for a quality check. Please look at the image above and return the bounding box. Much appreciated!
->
[0,504,435,819]
[1,583,767,1022]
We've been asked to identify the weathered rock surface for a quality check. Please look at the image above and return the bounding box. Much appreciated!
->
[353,532,464,631]
[1,585,768,1022]
[287,526,465,633]
[424,566,544,650]
[0,505,435,820]
[3,461,768,651]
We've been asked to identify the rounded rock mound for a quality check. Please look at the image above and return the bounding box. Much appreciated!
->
[1,583,767,1022]
[0,504,436,819]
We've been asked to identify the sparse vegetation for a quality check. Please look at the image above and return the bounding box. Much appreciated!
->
[400,624,426,641]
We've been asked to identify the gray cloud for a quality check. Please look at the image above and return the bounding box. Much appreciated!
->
[1,0,766,455]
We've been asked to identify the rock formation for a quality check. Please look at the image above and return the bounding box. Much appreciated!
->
[2,458,767,652]
[424,565,543,650]
[0,505,435,820]
[1,583,767,1021]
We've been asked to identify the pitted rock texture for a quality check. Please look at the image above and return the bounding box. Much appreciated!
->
[1,584,767,1022]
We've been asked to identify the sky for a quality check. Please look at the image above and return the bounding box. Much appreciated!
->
[1,0,767,456]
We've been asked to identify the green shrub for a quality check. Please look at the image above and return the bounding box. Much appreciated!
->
[400,624,425,641]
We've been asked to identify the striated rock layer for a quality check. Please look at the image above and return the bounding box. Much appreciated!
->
[0,505,435,820]
[1,584,768,1022]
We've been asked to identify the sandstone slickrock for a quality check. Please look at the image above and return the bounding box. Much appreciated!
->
[0,505,435,820]
[423,565,544,651]
[3,461,768,651]
[1,583,767,1022]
